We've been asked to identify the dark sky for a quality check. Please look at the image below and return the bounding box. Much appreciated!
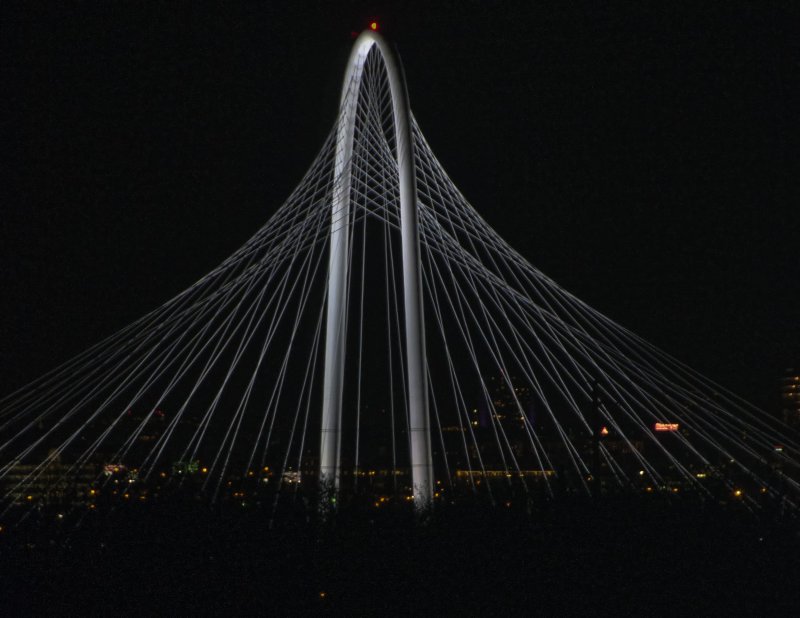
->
[1,2,797,411]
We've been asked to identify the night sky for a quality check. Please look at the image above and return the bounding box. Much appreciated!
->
[2,2,797,411]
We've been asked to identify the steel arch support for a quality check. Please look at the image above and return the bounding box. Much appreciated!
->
[320,30,433,512]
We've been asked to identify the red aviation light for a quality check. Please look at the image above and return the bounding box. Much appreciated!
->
[370,21,378,31]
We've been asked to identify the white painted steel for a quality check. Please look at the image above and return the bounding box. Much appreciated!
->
[319,30,433,510]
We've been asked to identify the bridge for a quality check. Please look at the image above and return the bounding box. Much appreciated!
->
[1,30,798,525]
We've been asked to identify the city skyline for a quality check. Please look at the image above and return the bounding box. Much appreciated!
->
[1,6,798,613]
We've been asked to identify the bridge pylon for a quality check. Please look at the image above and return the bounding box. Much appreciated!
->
[319,30,434,513]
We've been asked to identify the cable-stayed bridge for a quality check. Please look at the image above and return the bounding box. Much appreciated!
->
[1,30,798,525]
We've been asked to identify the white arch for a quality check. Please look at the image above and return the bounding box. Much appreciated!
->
[319,30,433,511]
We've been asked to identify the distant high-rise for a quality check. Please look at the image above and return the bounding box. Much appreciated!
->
[780,368,800,429]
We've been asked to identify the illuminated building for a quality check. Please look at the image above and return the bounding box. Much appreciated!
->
[780,368,800,429]
[454,469,555,479]
[489,373,533,424]
[2,450,97,506]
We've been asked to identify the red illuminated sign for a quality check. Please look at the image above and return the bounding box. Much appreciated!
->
[654,423,679,432]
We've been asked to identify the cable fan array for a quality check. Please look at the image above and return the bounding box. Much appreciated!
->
[1,41,799,526]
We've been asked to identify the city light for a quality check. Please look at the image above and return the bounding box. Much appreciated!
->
[654,423,679,432]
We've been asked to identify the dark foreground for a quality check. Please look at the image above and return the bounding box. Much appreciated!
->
[2,496,799,615]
